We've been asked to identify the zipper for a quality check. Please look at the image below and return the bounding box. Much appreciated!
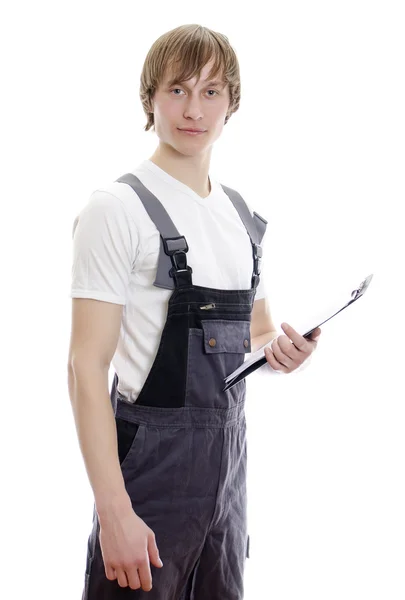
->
[197,302,251,314]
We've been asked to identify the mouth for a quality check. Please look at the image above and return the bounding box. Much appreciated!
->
[177,128,206,135]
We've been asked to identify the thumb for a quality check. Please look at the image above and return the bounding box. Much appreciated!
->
[148,534,163,568]
[312,328,321,341]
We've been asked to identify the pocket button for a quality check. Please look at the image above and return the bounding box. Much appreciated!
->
[208,338,216,347]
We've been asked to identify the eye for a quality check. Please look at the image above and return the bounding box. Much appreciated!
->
[170,89,219,97]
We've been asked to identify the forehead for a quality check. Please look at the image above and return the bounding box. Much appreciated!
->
[163,63,226,88]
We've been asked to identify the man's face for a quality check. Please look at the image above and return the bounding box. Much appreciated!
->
[151,60,231,156]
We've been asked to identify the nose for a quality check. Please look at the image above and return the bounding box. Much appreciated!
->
[183,95,204,121]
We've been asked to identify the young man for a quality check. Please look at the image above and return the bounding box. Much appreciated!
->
[68,24,321,600]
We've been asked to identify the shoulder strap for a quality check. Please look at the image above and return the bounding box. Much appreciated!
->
[115,173,267,290]
[220,184,267,245]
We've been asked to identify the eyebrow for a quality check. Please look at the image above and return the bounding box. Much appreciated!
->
[167,78,226,89]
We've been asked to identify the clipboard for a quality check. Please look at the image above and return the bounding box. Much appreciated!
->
[223,273,374,392]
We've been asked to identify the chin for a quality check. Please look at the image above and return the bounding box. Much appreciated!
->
[172,138,208,153]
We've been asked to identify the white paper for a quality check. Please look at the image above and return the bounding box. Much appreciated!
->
[224,273,373,386]
[224,341,276,383]
[224,298,349,384]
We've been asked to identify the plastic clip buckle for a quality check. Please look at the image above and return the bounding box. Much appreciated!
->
[253,244,262,275]
[162,235,189,256]
[170,251,188,272]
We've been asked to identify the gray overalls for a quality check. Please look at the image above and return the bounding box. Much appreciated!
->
[82,173,267,599]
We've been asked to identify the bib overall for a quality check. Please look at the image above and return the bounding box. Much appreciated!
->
[81,173,267,600]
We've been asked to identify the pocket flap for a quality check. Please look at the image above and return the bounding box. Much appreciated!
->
[201,319,251,354]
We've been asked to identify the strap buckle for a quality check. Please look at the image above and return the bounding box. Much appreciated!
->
[253,244,262,275]
[162,235,189,256]
[162,235,191,275]
[170,251,188,272]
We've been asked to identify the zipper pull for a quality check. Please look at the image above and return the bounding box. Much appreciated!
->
[200,303,216,310]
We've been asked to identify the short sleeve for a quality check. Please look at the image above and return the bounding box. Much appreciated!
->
[70,190,140,305]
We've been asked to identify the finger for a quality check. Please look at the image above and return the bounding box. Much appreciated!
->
[276,335,304,360]
[105,565,117,580]
[126,565,143,590]
[311,327,321,340]
[283,324,316,358]
[265,345,289,371]
[138,561,153,592]
[306,328,321,350]
[273,334,304,365]
[116,567,130,587]
[281,322,308,351]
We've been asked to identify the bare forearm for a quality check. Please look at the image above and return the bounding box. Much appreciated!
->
[251,330,279,353]
[67,361,132,521]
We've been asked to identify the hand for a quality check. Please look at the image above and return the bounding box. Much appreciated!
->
[99,505,163,591]
[264,323,321,374]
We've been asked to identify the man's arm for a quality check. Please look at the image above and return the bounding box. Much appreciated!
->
[250,297,317,373]
[250,297,278,353]
[67,298,132,522]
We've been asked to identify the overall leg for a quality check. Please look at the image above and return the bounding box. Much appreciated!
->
[191,417,248,600]
[83,417,224,599]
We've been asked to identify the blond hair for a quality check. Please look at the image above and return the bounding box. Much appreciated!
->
[139,24,241,132]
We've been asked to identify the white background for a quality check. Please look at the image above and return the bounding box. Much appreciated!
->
[1,1,403,598]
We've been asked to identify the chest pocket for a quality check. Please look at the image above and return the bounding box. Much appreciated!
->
[201,319,251,354]
[185,319,251,409]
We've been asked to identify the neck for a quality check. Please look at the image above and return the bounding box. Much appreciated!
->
[148,144,212,198]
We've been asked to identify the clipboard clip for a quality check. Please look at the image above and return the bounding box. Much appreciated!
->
[350,274,373,300]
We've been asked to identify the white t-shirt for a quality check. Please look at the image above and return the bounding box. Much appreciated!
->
[70,159,267,402]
